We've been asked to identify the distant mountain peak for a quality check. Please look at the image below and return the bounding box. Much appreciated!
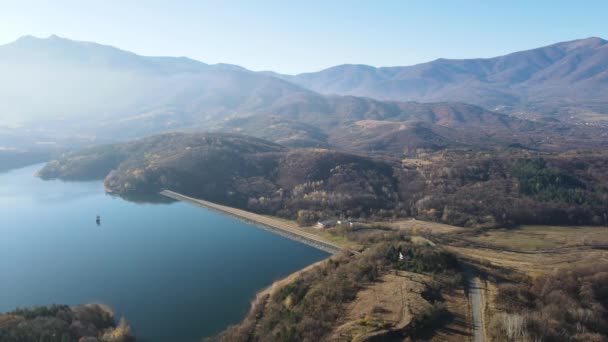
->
[1,34,216,73]
[13,34,46,45]
[10,34,100,50]
[573,36,606,44]
[283,37,608,119]
[15,34,70,43]
[557,36,607,50]
[15,34,36,41]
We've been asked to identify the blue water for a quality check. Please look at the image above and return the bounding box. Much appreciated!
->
[0,164,328,341]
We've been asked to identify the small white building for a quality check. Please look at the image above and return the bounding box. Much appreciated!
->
[316,220,337,229]
[337,220,354,227]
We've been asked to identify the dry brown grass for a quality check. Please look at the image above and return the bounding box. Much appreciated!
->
[329,271,431,341]
[388,219,466,234]
[429,287,472,342]
[444,244,608,342]
[467,225,608,251]
[444,225,608,341]
[328,269,473,342]
[481,280,500,342]
[447,225,608,278]
[448,245,608,279]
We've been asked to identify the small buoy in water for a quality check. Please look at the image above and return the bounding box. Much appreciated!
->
[96,215,101,226]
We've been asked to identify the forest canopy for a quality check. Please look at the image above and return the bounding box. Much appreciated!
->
[38,133,608,228]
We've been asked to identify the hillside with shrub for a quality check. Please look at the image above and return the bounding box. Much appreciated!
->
[0,304,134,342]
[211,232,461,342]
[39,133,608,228]
[38,133,398,220]
[489,264,608,341]
[402,150,608,227]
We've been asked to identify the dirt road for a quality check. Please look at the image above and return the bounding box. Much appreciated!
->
[465,266,485,342]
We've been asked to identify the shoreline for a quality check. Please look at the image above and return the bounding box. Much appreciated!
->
[159,190,343,254]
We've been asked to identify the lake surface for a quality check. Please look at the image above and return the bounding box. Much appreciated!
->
[0,164,328,341]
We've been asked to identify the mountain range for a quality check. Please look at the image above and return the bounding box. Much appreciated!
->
[278,37,608,122]
[1,35,607,156]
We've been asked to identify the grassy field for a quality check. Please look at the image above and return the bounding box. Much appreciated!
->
[445,225,608,279]
[467,225,608,251]
[389,219,465,234]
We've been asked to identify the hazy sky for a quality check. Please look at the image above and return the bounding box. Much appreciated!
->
[1,0,607,74]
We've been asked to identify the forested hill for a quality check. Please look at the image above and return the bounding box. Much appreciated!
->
[39,132,608,228]
[38,132,397,221]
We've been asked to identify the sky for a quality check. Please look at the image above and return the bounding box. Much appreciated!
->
[1,0,607,74]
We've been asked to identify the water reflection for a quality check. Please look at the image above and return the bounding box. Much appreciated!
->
[106,191,177,205]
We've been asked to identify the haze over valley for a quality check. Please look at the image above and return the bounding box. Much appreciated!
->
[2,34,608,164]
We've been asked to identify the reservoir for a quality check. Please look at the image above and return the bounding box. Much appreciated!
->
[0,164,329,341]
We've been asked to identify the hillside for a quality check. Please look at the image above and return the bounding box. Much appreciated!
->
[281,37,608,122]
[39,133,608,228]
[0,35,323,139]
[398,150,608,227]
[211,240,461,342]
[38,133,398,220]
[2,35,606,161]
[0,304,134,342]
